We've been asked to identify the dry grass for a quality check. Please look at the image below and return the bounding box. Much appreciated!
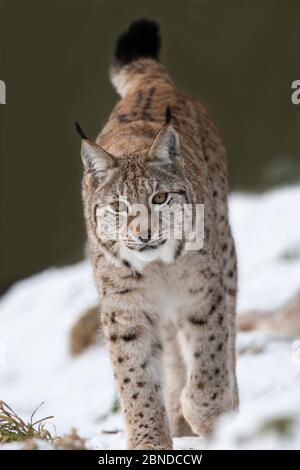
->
[0,401,88,449]
[54,428,87,450]
[0,400,55,444]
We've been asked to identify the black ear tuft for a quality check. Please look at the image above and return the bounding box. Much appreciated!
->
[75,121,88,140]
[114,18,161,67]
[165,105,172,125]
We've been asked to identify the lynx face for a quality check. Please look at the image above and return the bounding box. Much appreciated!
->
[81,125,198,267]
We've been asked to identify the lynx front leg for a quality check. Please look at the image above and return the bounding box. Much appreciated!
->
[102,303,172,450]
[178,292,238,436]
[163,321,194,437]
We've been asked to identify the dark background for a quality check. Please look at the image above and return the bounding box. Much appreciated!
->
[0,0,299,292]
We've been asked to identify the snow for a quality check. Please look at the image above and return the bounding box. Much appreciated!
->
[1,185,300,450]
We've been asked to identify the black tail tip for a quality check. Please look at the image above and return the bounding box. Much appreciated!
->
[114,18,161,66]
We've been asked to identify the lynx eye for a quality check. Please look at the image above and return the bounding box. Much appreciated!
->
[109,200,128,213]
[152,192,168,205]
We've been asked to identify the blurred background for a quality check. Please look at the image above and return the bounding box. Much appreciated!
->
[0,0,299,293]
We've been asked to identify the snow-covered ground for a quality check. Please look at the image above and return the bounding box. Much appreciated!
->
[1,185,300,450]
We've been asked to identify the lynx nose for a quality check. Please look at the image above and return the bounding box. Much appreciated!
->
[138,229,152,242]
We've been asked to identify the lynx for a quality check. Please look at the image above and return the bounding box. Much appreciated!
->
[78,19,239,450]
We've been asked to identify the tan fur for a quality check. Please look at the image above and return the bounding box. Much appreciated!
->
[238,290,300,336]
[69,306,101,355]
[80,57,239,449]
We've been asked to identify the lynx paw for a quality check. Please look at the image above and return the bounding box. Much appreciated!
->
[133,442,173,450]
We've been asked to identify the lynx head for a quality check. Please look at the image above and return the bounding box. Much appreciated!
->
[79,123,195,270]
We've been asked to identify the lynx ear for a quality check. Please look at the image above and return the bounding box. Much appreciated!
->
[81,140,117,180]
[148,125,180,165]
